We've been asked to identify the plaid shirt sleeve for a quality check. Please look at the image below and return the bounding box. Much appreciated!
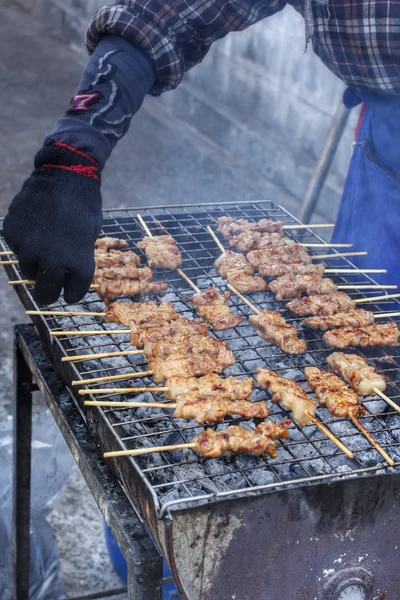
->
[86,0,287,95]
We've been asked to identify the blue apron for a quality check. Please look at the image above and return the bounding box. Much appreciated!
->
[332,91,400,291]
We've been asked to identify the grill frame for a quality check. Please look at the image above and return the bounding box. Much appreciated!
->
[3,200,400,528]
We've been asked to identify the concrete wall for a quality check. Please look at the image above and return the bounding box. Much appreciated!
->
[11,0,358,222]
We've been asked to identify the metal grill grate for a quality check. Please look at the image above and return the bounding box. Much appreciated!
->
[3,200,400,519]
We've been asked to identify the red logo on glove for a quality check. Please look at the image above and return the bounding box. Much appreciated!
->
[70,92,100,111]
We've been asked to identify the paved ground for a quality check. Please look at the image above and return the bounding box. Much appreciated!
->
[0,1,351,597]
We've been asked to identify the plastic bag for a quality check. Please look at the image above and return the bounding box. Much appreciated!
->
[0,410,74,599]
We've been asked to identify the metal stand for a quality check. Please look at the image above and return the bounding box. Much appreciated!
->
[12,324,163,600]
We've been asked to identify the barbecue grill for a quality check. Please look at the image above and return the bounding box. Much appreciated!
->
[3,200,400,600]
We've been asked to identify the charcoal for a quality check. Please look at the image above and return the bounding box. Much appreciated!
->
[306,458,334,476]
[248,467,276,487]
[289,443,319,460]
[159,488,182,505]
[212,471,247,490]
[235,349,259,362]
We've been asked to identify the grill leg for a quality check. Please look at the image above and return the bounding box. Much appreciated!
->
[127,553,163,600]
[12,331,33,600]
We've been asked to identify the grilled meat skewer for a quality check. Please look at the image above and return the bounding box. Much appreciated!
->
[326,353,386,396]
[246,244,311,277]
[305,366,365,418]
[165,374,253,402]
[303,308,375,331]
[323,321,400,349]
[187,287,244,331]
[104,300,178,327]
[249,309,307,354]
[194,420,290,458]
[257,368,316,426]
[95,248,141,269]
[148,336,236,383]
[137,235,182,270]
[228,230,295,253]
[94,279,168,304]
[95,237,129,250]
[94,265,153,282]
[286,292,354,317]
[173,396,269,424]
[217,216,284,239]
[269,273,337,301]
[139,319,209,353]
[214,251,267,293]
[259,263,325,279]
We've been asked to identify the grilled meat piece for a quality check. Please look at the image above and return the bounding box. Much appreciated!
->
[140,318,209,353]
[217,216,284,239]
[194,420,290,458]
[148,336,236,383]
[149,334,230,360]
[286,292,354,317]
[257,368,316,426]
[166,374,253,402]
[228,231,293,253]
[304,309,375,331]
[269,274,337,301]
[323,321,400,349]
[305,366,365,418]
[137,235,182,270]
[214,251,267,293]
[246,244,311,275]
[105,300,178,327]
[95,236,129,250]
[249,309,307,354]
[174,396,269,424]
[256,263,325,279]
[188,287,244,331]
[326,352,386,396]
[95,248,141,269]
[94,265,153,281]
[95,279,168,304]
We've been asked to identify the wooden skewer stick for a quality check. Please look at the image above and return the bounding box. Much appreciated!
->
[226,284,260,314]
[136,213,153,237]
[104,443,196,459]
[374,312,400,319]
[312,251,368,260]
[0,260,18,265]
[349,413,395,466]
[72,370,154,386]
[354,293,400,305]
[51,329,130,337]
[325,269,387,274]
[304,411,354,459]
[299,243,352,248]
[9,280,100,289]
[0,250,15,256]
[373,389,400,413]
[84,400,175,409]
[177,268,201,293]
[62,349,142,362]
[27,310,106,317]
[79,385,166,395]
[337,285,397,290]
[207,225,225,254]
[282,224,335,230]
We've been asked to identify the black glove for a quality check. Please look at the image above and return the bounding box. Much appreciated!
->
[3,140,103,305]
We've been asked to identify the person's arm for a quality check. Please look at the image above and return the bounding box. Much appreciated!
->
[4,0,286,305]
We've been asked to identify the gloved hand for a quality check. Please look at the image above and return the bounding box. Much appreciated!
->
[3,140,103,305]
